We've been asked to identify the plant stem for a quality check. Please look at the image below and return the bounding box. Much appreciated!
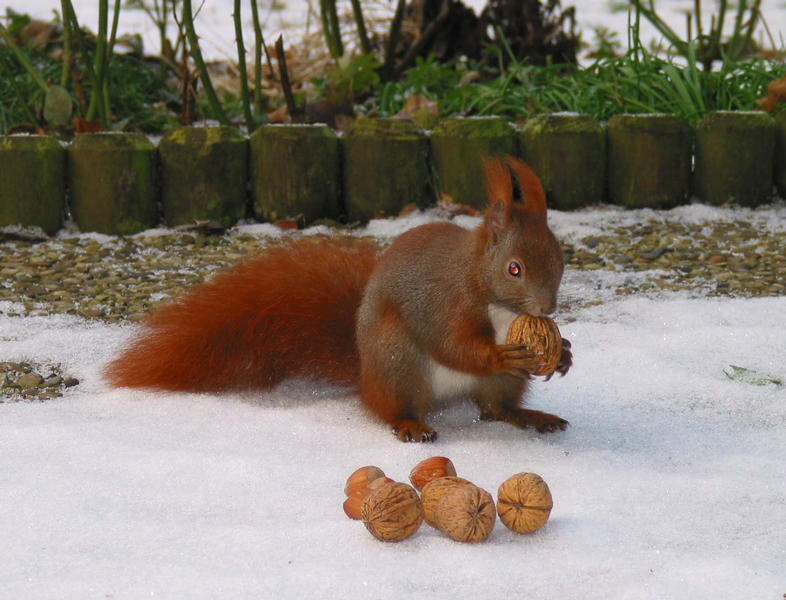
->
[233,0,254,130]
[182,0,229,124]
[101,0,122,126]
[60,0,72,87]
[249,0,265,115]
[320,0,343,59]
[275,35,303,122]
[108,0,121,55]
[86,0,109,125]
[349,0,371,54]
[382,0,405,80]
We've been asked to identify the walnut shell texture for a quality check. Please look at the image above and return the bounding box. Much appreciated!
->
[496,472,553,533]
[435,484,496,543]
[506,315,562,376]
[360,481,423,542]
[420,476,472,527]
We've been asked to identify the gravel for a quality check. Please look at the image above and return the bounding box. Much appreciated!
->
[2,206,784,401]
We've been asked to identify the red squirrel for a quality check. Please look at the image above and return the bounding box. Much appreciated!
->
[105,156,572,442]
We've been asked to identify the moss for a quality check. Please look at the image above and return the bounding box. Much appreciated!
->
[606,114,692,208]
[430,117,517,208]
[431,116,516,139]
[519,115,605,209]
[346,117,426,141]
[774,111,786,197]
[249,124,339,223]
[342,118,430,222]
[694,111,775,206]
[159,126,248,226]
[68,133,158,235]
[0,136,65,235]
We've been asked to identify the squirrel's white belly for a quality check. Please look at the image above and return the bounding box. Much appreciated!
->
[428,304,519,399]
[429,362,481,399]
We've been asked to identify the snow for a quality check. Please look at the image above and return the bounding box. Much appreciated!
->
[1,204,785,599]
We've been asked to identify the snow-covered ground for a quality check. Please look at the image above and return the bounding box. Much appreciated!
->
[1,205,784,599]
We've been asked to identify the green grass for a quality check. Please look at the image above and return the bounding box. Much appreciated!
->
[1,6,785,135]
[0,43,176,133]
[372,48,786,126]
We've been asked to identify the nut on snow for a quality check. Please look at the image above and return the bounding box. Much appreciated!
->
[506,314,562,376]
[420,476,472,527]
[496,472,553,533]
[344,465,386,497]
[409,456,457,490]
[343,475,394,520]
[360,481,423,542]
[434,484,496,543]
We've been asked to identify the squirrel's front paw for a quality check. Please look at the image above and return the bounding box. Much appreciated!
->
[554,338,573,377]
[393,420,438,443]
[494,344,544,378]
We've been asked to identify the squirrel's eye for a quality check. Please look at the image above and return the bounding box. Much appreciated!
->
[508,261,523,277]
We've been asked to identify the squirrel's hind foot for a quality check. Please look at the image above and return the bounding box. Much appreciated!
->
[481,407,568,434]
[394,420,438,443]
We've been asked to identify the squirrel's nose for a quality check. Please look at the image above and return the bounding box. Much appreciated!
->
[539,298,557,316]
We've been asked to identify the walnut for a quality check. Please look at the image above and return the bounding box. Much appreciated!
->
[434,484,496,543]
[506,314,562,376]
[409,456,457,490]
[496,472,553,533]
[420,476,472,527]
[360,481,423,542]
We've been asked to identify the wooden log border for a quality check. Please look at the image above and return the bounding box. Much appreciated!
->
[1,111,783,235]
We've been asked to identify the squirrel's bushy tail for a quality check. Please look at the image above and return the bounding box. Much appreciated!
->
[104,237,378,392]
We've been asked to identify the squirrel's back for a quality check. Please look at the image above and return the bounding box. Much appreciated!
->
[104,237,378,392]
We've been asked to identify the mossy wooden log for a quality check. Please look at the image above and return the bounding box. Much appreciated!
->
[694,111,775,206]
[0,136,65,235]
[68,133,157,235]
[158,126,248,227]
[249,124,339,224]
[430,117,517,209]
[342,118,430,222]
[775,110,786,198]
[606,114,692,208]
[519,114,606,209]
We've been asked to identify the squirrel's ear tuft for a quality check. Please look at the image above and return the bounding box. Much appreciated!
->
[505,157,547,219]
[484,156,513,208]
[483,156,513,239]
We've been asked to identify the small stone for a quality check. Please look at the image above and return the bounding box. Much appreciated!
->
[16,373,44,388]
[635,247,669,261]
[42,375,63,388]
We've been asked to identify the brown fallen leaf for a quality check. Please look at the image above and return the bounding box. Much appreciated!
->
[755,73,786,112]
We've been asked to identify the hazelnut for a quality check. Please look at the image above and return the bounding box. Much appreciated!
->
[344,465,386,496]
[496,472,553,533]
[342,476,394,520]
[420,476,472,527]
[506,314,562,376]
[360,481,424,542]
[434,484,496,543]
[342,494,365,520]
[409,456,457,490]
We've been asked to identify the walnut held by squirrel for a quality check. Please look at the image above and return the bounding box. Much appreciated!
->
[105,156,573,442]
